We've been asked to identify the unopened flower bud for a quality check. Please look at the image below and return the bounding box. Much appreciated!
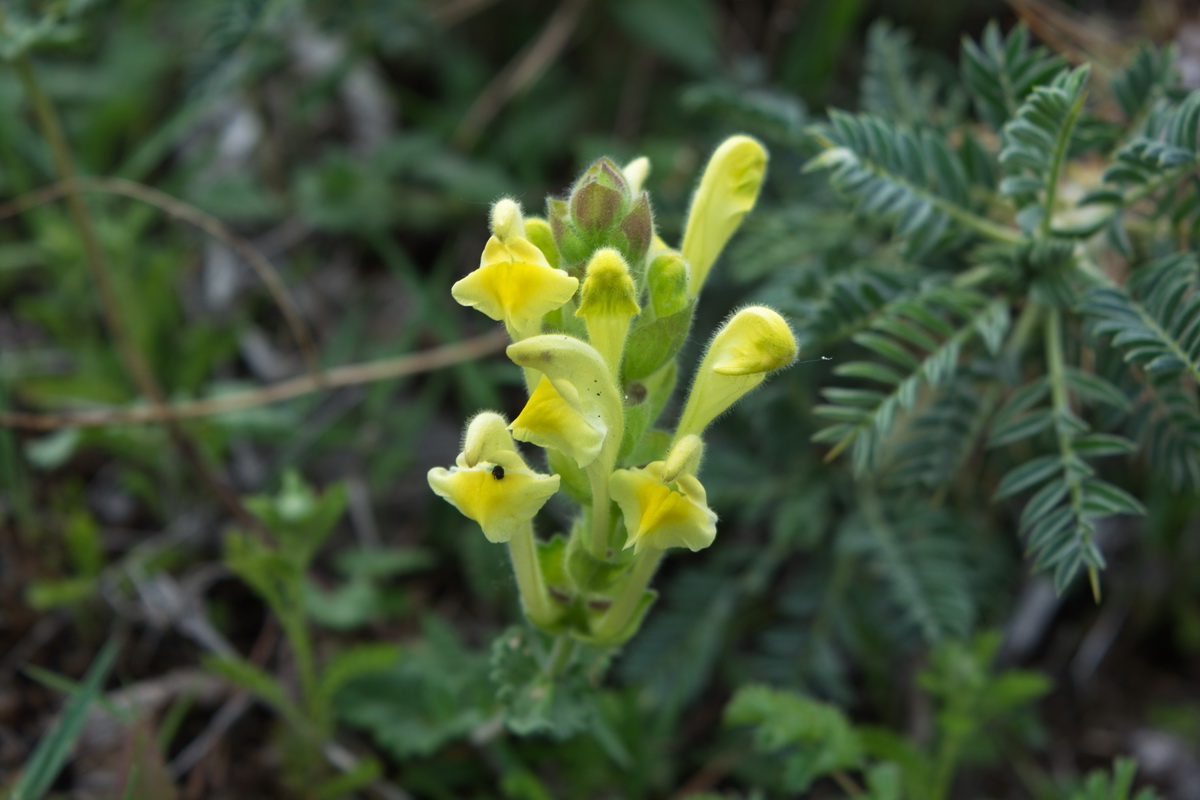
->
[523,217,561,269]
[646,252,690,318]
[681,136,768,296]
[622,156,651,194]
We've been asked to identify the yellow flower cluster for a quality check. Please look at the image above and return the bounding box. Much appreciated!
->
[428,136,796,645]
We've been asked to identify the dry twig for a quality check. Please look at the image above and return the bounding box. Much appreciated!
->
[1,330,508,430]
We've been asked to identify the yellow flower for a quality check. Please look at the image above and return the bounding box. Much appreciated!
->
[451,236,579,340]
[506,334,623,453]
[680,135,768,296]
[510,376,605,467]
[675,306,797,439]
[609,461,717,553]
[427,412,560,544]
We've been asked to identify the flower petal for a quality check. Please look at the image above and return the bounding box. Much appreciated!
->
[510,377,605,467]
[609,462,717,553]
[452,236,578,334]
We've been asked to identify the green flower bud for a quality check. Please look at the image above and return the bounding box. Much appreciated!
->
[524,217,561,270]
[616,192,654,272]
[548,197,591,272]
[646,252,690,318]
[570,179,624,235]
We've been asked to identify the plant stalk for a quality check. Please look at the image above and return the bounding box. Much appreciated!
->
[509,522,560,628]
[592,547,663,641]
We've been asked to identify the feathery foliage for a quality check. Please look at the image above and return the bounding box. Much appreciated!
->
[800,23,1198,595]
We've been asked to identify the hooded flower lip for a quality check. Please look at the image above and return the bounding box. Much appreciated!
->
[460,411,519,467]
[709,306,797,375]
[510,376,605,467]
[680,135,768,297]
[506,334,623,448]
[675,306,797,439]
[609,461,717,553]
[451,235,579,338]
[575,249,640,376]
[428,412,560,544]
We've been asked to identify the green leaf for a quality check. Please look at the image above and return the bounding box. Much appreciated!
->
[203,653,297,724]
[318,643,403,704]
[994,455,1060,499]
[336,618,493,758]
[999,65,1090,234]
[725,685,862,792]
[491,627,597,738]
[13,640,117,800]
[961,22,1064,127]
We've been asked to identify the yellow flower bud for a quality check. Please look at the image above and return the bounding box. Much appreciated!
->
[609,462,717,553]
[675,306,797,439]
[662,434,704,483]
[623,156,651,194]
[451,236,579,340]
[680,136,768,296]
[575,249,640,376]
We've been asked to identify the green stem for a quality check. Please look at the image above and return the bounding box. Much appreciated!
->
[592,548,663,641]
[279,591,323,736]
[1043,308,1098,599]
[544,636,577,678]
[1038,88,1087,238]
[508,522,560,628]
[937,200,1024,245]
[584,462,613,560]
[930,729,964,800]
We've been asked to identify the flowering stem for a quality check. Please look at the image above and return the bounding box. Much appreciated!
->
[545,636,577,678]
[585,462,613,560]
[508,522,559,628]
[593,548,663,641]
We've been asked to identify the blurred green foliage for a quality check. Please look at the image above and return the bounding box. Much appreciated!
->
[2,1,1196,798]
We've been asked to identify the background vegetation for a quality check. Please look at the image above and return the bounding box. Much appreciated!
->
[1,0,1198,798]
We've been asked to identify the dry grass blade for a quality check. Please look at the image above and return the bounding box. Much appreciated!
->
[0,176,323,381]
[0,330,508,430]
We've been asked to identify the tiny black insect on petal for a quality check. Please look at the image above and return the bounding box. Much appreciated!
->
[491,465,505,480]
